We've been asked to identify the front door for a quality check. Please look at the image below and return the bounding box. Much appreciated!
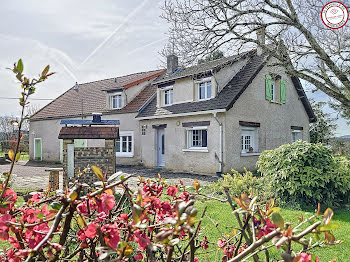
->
[67,144,74,178]
[157,129,165,167]
[34,138,42,161]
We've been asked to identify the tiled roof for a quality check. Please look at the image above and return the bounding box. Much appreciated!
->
[137,52,267,118]
[137,53,316,123]
[104,84,157,115]
[154,50,254,84]
[58,126,119,139]
[31,69,164,120]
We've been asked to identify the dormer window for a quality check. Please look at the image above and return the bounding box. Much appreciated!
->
[111,93,122,109]
[162,87,173,106]
[197,78,212,100]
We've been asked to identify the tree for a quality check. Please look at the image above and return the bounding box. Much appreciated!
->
[198,50,225,64]
[162,0,350,116]
[310,99,337,144]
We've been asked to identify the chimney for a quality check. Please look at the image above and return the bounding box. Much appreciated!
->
[167,54,178,74]
[256,28,266,55]
[92,113,102,123]
[74,82,79,90]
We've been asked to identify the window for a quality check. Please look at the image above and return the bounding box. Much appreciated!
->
[265,74,286,103]
[141,125,147,135]
[292,130,302,142]
[187,128,207,149]
[198,81,212,100]
[241,128,257,153]
[115,131,134,157]
[111,93,122,109]
[271,79,276,101]
[163,88,173,105]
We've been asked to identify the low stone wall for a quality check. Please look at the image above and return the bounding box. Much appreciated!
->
[62,139,116,186]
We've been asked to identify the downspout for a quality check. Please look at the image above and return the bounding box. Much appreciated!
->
[213,112,223,175]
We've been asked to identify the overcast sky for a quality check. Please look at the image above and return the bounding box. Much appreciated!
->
[0,0,348,136]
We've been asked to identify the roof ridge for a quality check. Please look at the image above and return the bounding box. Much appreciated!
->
[78,69,165,86]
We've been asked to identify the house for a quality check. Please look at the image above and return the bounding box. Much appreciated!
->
[29,48,315,174]
[29,69,165,162]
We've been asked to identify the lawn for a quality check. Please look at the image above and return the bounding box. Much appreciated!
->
[195,200,350,261]
[0,151,29,161]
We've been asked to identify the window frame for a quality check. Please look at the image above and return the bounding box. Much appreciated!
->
[186,126,208,150]
[110,92,122,109]
[291,130,302,143]
[162,86,174,106]
[240,127,258,154]
[115,131,134,157]
[197,80,212,101]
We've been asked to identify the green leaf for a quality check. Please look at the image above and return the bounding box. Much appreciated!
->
[8,149,14,161]
[42,65,50,76]
[17,59,23,73]
[318,223,340,232]
[271,212,284,229]
[50,202,62,210]
[91,165,104,182]
[15,152,21,162]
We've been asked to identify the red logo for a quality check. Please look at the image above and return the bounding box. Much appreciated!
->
[321,1,349,29]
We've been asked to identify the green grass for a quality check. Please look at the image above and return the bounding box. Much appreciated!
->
[195,200,350,261]
[0,151,29,161]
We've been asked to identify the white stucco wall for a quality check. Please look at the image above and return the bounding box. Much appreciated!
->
[223,61,310,172]
[29,113,142,165]
[139,114,222,174]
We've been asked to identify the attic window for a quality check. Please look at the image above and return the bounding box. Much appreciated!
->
[111,93,122,109]
[195,78,212,100]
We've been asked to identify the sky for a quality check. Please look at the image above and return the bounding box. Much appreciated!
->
[0,0,348,136]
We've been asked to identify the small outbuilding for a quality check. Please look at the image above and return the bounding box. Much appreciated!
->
[58,115,119,186]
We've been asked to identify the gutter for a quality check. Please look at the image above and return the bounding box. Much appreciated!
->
[213,112,223,175]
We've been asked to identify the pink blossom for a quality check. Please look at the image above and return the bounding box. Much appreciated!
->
[97,212,107,222]
[299,253,321,262]
[102,223,120,250]
[0,187,17,214]
[85,223,98,239]
[97,194,115,214]
[0,214,11,240]
[134,252,144,260]
[120,213,128,222]
[167,186,178,197]
[134,230,151,250]
[179,191,190,201]
[31,193,41,203]
[217,238,226,248]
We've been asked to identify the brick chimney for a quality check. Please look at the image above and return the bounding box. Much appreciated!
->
[256,28,266,55]
[167,54,178,73]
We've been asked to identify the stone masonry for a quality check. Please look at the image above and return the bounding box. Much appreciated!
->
[62,139,116,186]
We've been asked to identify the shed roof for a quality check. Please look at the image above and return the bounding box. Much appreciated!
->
[58,126,119,139]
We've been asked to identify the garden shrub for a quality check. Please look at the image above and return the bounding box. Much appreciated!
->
[257,140,350,206]
[208,169,274,200]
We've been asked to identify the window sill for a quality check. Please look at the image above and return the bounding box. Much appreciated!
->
[269,100,282,105]
[116,153,134,158]
[198,97,212,102]
[182,148,209,153]
[240,152,261,157]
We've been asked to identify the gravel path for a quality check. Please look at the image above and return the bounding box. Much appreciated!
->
[0,160,62,189]
[0,161,218,190]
